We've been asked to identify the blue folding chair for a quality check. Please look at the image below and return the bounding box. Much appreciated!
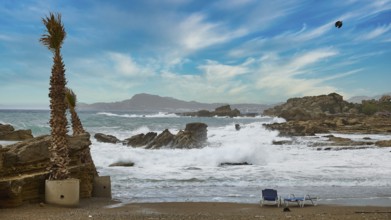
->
[283,194,319,207]
[260,189,280,207]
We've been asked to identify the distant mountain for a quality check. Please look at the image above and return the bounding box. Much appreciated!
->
[348,92,391,103]
[78,93,271,113]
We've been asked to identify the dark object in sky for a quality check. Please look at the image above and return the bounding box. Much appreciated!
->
[335,20,343,28]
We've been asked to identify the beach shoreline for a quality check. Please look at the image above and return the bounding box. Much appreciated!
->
[1,198,390,220]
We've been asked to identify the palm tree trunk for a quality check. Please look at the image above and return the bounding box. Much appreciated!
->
[48,50,69,180]
[70,108,85,136]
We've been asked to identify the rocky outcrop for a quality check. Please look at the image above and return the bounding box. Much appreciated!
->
[171,123,208,149]
[263,93,357,121]
[94,133,120,143]
[146,129,174,149]
[263,93,391,139]
[264,113,391,136]
[0,133,97,208]
[0,123,33,141]
[179,105,241,118]
[125,132,157,147]
[125,122,208,149]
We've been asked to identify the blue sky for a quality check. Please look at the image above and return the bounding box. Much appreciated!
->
[1,0,391,108]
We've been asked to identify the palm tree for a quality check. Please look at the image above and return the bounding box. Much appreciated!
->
[65,87,85,135]
[64,87,97,175]
[40,13,69,180]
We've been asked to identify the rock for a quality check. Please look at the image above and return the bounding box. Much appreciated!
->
[263,93,391,135]
[263,93,356,121]
[3,135,50,167]
[179,105,241,118]
[125,132,157,147]
[128,123,208,149]
[0,133,97,208]
[0,123,33,141]
[214,105,241,117]
[264,120,329,136]
[272,140,293,145]
[0,124,14,133]
[220,162,252,166]
[171,123,207,149]
[109,161,134,167]
[94,133,120,143]
[375,140,391,147]
[379,95,391,103]
[146,129,174,149]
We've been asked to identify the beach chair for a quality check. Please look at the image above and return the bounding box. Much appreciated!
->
[283,194,318,207]
[260,189,280,207]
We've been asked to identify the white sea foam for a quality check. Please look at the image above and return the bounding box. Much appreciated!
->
[97,112,179,118]
[90,120,391,203]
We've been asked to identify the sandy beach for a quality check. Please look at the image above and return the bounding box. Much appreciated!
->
[1,198,390,220]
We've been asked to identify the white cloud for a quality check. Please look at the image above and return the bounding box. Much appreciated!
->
[255,48,341,97]
[157,59,255,103]
[178,13,247,50]
[198,60,249,81]
[357,24,391,41]
[107,52,155,77]
[287,49,338,73]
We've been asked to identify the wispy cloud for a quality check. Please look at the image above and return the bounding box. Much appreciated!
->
[356,24,391,41]
[107,52,155,77]
[198,60,249,81]
[177,13,247,51]
[1,0,390,107]
[255,48,340,97]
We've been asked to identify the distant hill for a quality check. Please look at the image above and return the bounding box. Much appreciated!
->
[348,92,391,103]
[78,93,271,113]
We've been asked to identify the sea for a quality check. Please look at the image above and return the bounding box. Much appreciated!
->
[1,109,391,206]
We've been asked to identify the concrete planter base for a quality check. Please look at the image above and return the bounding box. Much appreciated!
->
[93,176,112,198]
[45,179,80,207]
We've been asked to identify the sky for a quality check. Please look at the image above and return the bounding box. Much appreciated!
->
[1,0,391,109]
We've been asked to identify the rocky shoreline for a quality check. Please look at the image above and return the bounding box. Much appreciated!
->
[1,92,391,208]
[177,105,258,117]
[262,93,391,148]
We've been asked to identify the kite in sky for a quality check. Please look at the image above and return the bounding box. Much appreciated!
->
[335,20,343,28]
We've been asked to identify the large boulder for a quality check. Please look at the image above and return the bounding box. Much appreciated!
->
[0,133,97,208]
[146,129,174,149]
[126,123,208,149]
[214,105,241,117]
[0,123,33,141]
[125,132,157,147]
[94,133,120,143]
[175,122,208,148]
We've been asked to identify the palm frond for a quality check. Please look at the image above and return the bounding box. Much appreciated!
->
[39,12,66,52]
[65,87,77,109]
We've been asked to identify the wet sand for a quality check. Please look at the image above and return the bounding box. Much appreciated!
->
[1,198,390,220]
